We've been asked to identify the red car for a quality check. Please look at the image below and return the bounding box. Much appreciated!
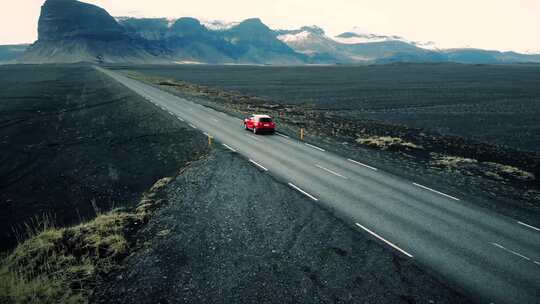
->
[244,114,276,134]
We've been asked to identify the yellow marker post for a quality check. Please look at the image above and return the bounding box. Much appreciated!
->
[208,135,213,146]
[300,128,305,141]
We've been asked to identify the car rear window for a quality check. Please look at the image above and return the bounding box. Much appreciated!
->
[259,118,272,122]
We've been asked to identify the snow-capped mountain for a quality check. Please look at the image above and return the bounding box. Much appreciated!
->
[334,32,406,45]
[275,26,442,63]
[201,20,240,31]
[276,26,335,55]
[333,28,440,51]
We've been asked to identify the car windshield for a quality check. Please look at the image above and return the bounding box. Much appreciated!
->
[259,118,272,122]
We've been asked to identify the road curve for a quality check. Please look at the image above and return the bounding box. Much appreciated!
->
[96,66,540,304]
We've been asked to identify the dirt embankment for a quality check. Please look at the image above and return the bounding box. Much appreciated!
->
[123,71,540,226]
[93,149,470,304]
[0,64,208,251]
[0,171,183,304]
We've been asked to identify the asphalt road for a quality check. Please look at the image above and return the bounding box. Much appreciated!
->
[97,66,540,304]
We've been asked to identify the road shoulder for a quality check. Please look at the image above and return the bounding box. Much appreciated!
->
[93,149,470,304]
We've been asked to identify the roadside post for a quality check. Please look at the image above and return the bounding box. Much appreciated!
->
[208,135,213,146]
[300,128,305,141]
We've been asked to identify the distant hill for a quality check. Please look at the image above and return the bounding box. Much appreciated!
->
[16,0,540,65]
[0,44,29,64]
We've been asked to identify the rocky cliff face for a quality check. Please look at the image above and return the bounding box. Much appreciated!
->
[21,0,161,64]
[37,0,124,41]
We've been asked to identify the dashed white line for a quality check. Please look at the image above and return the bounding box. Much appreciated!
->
[413,183,460,201]
[188,123,197,129]
[203,132,210,137]
[288,183,318,201]
[355,223,413,258]
[315,164,348,179]
[249,159,268,171]
[518,221,540,232]
[305,143,326,152]
[222,144,237,152]
[347,158,378,171]
[491,243,530,261]
[177,116,184,122]
[168,111,174,115]
[534,261,540,266]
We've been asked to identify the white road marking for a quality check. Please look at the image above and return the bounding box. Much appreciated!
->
[355,223,413,258]
[189,124,197,129]
[413,183,460,201]
[305,143,326,152]
[347,158,378,171]
[276,133,290,139]
[534,261,540,266]
[249,159,268,171]
[491,243,531,261]
[168,111,174,115]
[288,183,318,201]
[518,221,540,232]
[222,144,237,152]
[315,164,348,179]
[203,132,210,137]
[177,116,184,122]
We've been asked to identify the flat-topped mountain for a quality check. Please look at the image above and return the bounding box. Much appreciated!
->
[37,0,124,41]
[21,0,157,63]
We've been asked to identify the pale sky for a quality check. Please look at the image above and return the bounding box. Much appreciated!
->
[2,0,540,53]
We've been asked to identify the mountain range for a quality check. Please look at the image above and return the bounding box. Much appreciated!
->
[7,0,540,65]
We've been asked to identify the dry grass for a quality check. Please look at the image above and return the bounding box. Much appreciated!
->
[431,153,535,182]
[0,176,174,304]
[356,136,423,150]
[484,162,535,181]
[0,212,139,304]
[431,155,478,168]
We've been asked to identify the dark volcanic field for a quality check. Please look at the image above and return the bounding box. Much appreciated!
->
[0,64,207,250]
[113,63,540,152]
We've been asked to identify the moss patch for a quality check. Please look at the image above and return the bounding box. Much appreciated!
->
[0,176,174,304]
[431,153,535,183]
[356,136,423,151]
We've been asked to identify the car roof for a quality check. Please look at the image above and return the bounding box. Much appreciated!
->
[252,114,272,118]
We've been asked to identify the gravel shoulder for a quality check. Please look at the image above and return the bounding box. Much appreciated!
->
[94,148,470,304]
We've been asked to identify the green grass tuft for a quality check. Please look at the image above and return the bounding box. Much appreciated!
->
[0,211,141,304]
[0,175,175,304]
